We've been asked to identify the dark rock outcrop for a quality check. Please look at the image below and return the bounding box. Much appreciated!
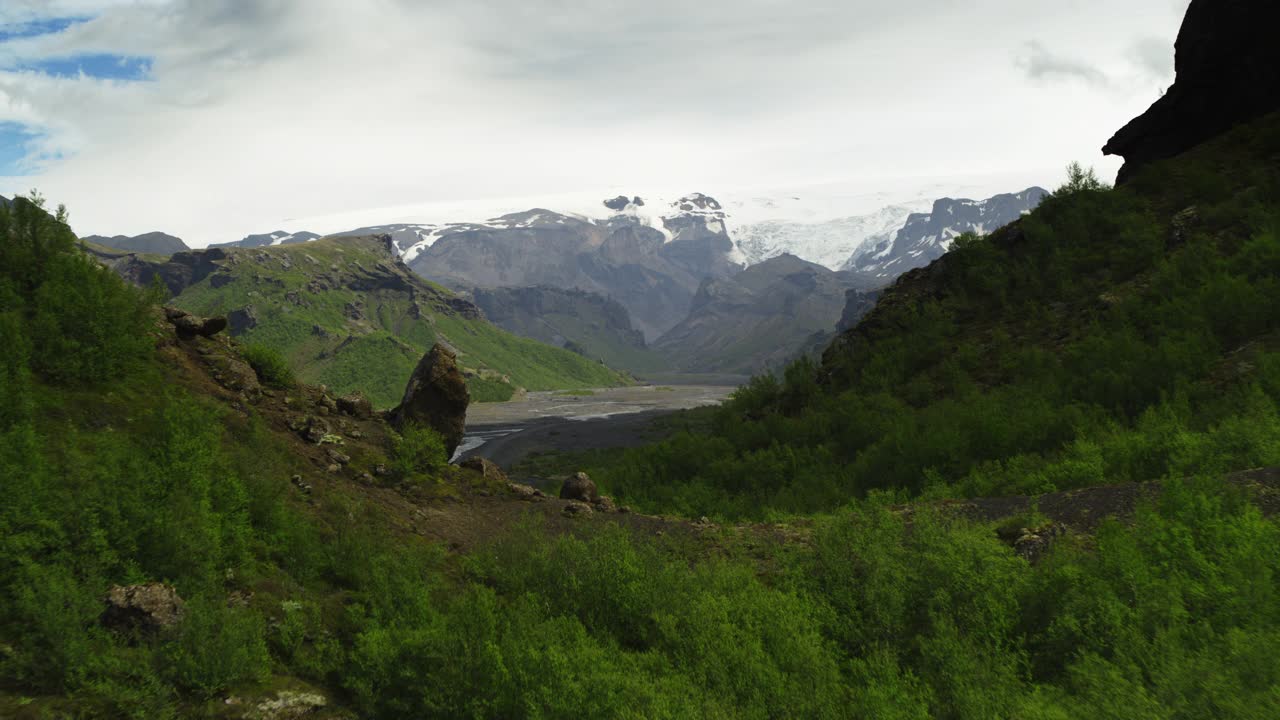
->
[559,471,599,502]
[83,246,227,298]
[336,392,373,419]
[391,343,470,457]
[470,285,649,368]
[1103,0,1280,183]
[228,306,258,335]
[654,254,866,374]
[102,583,185,633]
[837,289,881,333]
[461,456,508,483]
[164,307,227,339]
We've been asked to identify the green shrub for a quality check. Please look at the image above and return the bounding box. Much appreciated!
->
[390,424,449,478]
[164,596,270,696]
[241,343,295,388]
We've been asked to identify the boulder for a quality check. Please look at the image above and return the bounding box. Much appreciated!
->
[1103,0,1280,183]
[390,343,470,457]
[1013,524,1067,564]
[460,456,509,484]
[336,392,373,419]
[292,415,330,444]
[559,471,599,503]
[102,583,185,632]
[508,482,546,501]
[204,352,261,395]
[563,500,593,518]
[245,690,327,720]
[164,306,227,339]
[228,306,258,335]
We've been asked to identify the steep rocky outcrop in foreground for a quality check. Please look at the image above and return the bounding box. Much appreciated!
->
[1103,0,1280,182]
[391,343,471,457]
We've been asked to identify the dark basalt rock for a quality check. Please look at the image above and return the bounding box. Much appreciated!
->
[1103,0,1280,183]
[390,343,470,457]
[559,471,599,503]
[164,306,228,339]
[228,306,258,335]
[461,456,509,484]
[336,392,373,419]
[603,195,632,211]
[102,583,185,633]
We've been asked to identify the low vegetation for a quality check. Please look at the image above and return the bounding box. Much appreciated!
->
[172,238,625,406]
[2,118,1279,717]
[570,117,1280,521]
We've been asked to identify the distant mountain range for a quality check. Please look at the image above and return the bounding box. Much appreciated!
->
[653,254,866,374]
[208,230,322,248]
[81,231,190,255]
[78,186,1046,376]
[843,188,1048,277]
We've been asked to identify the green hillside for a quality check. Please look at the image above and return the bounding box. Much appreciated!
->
[4,1,1279,713]
[4,186,1278,719]
[568,114,1280,519]
[171,237,627,405]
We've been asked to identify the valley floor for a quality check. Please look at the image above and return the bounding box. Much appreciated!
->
[457,384,735,466]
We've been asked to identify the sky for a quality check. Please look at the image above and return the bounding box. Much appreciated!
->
[0,0,1191,247]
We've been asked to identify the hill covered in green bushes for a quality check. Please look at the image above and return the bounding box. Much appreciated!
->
[167,236,628,405]
[570,117,1280,521]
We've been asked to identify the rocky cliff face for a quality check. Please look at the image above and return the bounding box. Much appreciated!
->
[653,254,863,374]
[469,286,658,371]
[83,244,230,297]
[408,196,743,341]
[837,288,881,333]
[1103,0,1280,183]
[81,231,189,255]
[842,188,1047,279]
[99,235,623,406]
[208,230,322,249]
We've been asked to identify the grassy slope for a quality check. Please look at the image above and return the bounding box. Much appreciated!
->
[6,120,1280,720]
[173,238,625,406]
[561,113,1280,519]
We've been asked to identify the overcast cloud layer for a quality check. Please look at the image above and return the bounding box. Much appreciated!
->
[0,0,1189,246]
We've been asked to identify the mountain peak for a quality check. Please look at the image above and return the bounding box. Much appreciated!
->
[674,193,722,213]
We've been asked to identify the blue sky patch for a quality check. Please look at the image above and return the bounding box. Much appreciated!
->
[17,53,153,81]
[0,122,40,176]
[0,16,89,43]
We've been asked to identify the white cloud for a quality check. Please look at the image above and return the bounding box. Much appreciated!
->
[0,0,1189,246]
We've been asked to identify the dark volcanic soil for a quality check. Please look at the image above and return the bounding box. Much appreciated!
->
[459,409,678,468]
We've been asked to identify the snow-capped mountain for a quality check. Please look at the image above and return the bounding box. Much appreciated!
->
[843,187,1049,277]
[731,203,932,270]
[395,194,740,340]
[208,230,322,249]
